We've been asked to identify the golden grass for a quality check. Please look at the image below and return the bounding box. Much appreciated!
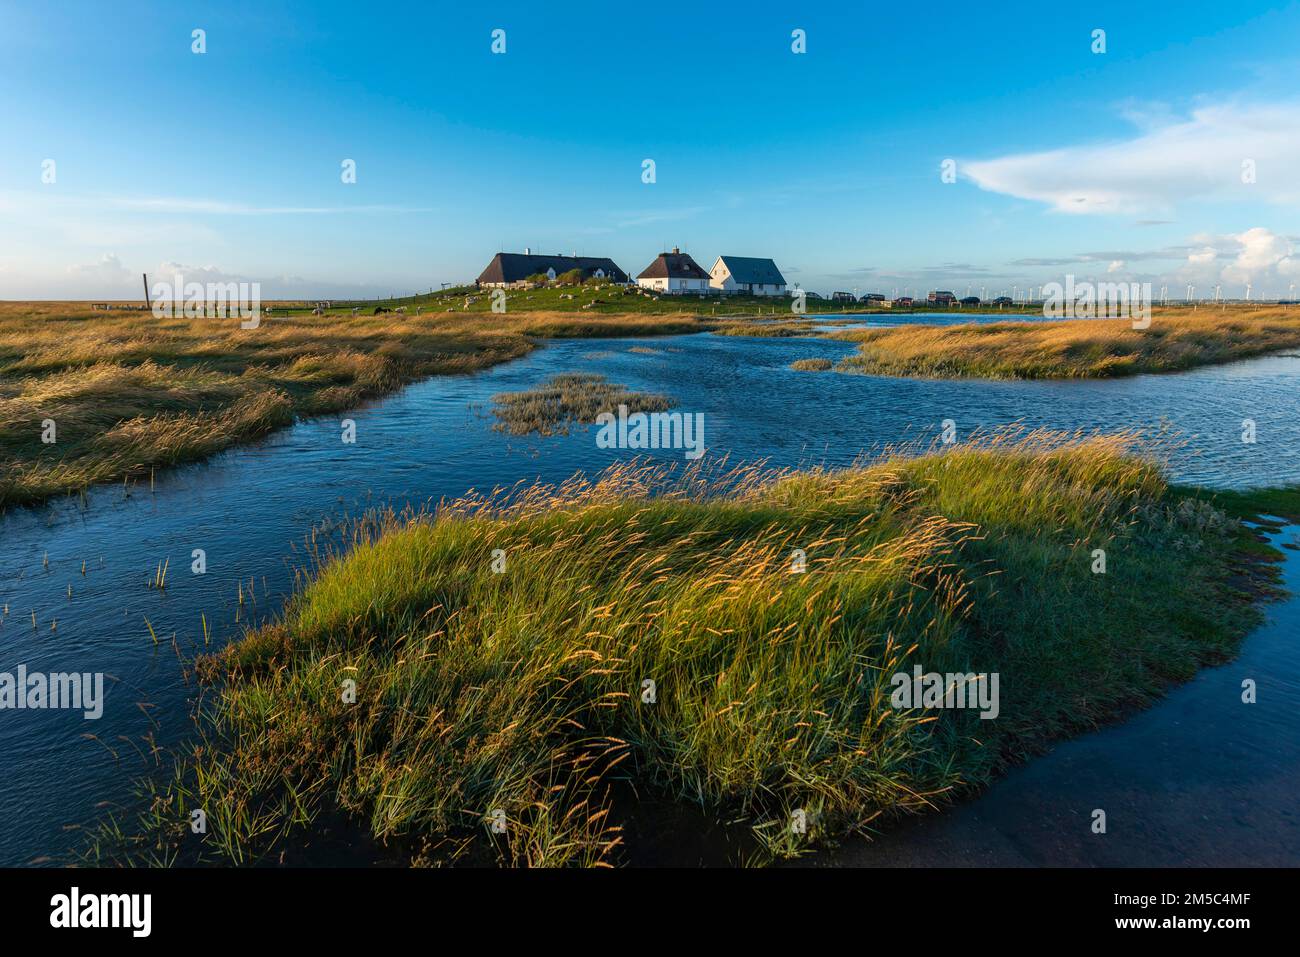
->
[835,306,1300,379]
[0,302,709,507]
[713,320,815,338]
[489,373,672,436]
[790,358,833,371]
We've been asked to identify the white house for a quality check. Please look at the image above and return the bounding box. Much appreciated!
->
[636,248,712,294]
[708,256,787,296]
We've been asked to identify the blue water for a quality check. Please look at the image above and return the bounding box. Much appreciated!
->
[1,327,1298,864]
[807,310,1044,332]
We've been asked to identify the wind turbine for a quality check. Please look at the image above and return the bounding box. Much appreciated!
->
[1245,283,1252,302]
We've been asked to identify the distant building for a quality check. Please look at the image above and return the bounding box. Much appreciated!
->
[928,290,956,304]
[637,248,712,294]
[832,291,856,302]
[708,256,787,296]
[477,250,630,288]
[895,296,914,307]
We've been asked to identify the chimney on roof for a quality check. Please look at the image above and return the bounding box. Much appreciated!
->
[524,247,530,255]
[672,246,680,254]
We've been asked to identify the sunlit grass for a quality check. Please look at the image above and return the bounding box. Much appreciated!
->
[714,320,815,338]
[489,373,672,436]
[835,306,1300,379]
[85,430,1276,867]
[790,358,833,371]
[0,302,709,507]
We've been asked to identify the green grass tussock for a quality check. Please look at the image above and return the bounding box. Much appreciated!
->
[88,431,1272,867]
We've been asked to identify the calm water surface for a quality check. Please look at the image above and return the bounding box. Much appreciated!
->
[2,321,1297,864]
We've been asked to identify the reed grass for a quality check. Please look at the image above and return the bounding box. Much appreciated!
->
[790,358,833,371]
[84,430,1275,866]
[714,320,815,338]
[489,373,672,436]
[835,306,1300,379]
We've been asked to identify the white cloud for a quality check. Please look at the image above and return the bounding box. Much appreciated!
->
[962,102,1300,214]
[1172,227,1298,291]
[66,252,135,285]
[1,254,400,300]
[1218,227,1298,284]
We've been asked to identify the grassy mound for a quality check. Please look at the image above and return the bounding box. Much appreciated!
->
[835,308,1300,379]
[790,358,833,371]
[713,321,814,338]
[489,373,673,436]
[90,432,1273,866]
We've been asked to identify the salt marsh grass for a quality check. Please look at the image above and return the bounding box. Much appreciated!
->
[489,373,673,436]
[85,430,1276,866]
[0,302,707,507]
[835,306,1300,379]
[790,358,833,371]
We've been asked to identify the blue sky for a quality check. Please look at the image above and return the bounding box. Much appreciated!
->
[2,0,1300,299]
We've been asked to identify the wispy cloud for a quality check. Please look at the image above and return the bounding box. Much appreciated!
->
[962,101,1300,214]
[103,196,436,215]
[613,206,711,229]
[0,190,434,216]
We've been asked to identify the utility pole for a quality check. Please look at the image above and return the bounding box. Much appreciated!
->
[142,273,151,310]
